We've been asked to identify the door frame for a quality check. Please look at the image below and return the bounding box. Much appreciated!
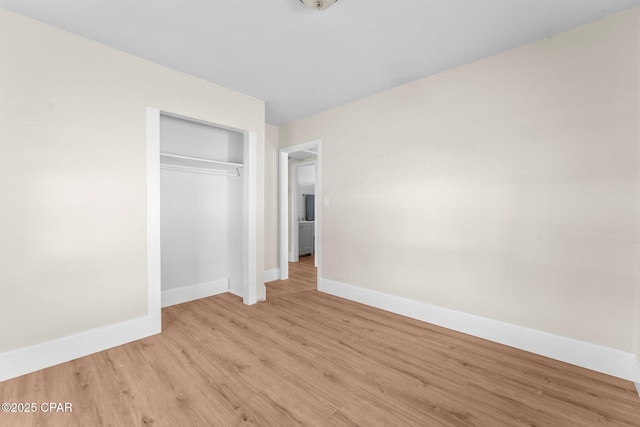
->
[279,140,321,282]
[146,107,259,322]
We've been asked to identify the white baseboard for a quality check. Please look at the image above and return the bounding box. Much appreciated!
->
[635,356,640,397]
[264,268,280,283]
[0,314,160,383]
[161,279,229,308]
[320,277,640,384]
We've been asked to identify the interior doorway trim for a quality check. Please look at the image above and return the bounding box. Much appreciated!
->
[146,107,259,317]
[278,140,322,282]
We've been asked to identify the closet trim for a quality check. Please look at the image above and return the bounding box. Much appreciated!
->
[146,107,162,321]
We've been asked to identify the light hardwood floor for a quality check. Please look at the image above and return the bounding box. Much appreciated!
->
[1,255,639,426]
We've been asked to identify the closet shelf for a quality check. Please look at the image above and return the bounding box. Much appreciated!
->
[160,152,243,176]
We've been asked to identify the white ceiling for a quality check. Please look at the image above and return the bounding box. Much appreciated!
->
[2,0,639,125]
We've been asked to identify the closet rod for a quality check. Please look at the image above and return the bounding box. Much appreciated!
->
[160,152,243,168]
[160,164,241,177]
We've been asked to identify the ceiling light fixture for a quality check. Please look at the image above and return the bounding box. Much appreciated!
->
[299,0,338,11]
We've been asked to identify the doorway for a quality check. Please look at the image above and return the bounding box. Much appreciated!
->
[278,140,321,283]
[290,160,317,264]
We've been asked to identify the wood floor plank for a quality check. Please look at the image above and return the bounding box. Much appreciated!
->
[1,254,639,426]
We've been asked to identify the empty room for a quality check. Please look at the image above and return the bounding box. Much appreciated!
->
[1,1,640,425]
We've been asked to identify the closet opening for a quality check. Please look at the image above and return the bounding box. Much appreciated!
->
[146,108,258,323]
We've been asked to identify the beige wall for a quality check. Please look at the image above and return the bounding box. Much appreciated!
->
[0,9,265,352]
[265,124,279,271]
[637,25,640,362]
[281,9,640,352]
[638,37,640,361]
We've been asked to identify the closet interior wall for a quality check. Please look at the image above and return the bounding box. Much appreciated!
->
[160,115,244,302]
